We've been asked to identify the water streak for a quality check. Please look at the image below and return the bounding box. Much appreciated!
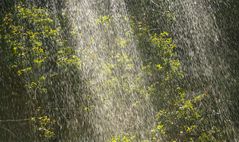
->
[65,0,154,141]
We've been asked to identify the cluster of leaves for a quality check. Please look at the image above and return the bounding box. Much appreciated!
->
[31,115,56,138]
[152,90,219,142]
[0,4,80,140]
[130,18,220,141]
[111,135,134,142]
[95,6,226,141]
[96,15,111,25]
[103,14,216,141]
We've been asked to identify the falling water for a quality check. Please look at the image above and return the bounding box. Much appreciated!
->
[64,0,154,141]
[1,0,239,141]
[169,0,238,140]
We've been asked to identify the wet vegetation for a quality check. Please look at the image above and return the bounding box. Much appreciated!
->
[0,0,239,142]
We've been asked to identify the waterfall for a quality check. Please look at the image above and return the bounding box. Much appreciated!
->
[169,0,238,140]
[1,0,239,141]
[64,0,154,141]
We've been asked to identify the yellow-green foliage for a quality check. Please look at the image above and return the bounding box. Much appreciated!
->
[31,115,55,138]
[116,37,129,48]
[149,32,217,142]
[149,32,218,142]
[128,19,219,141]
[111,135,135,142]
[153,90,213,142]
[0,4,80,139]
[149,32,182,79]
[96,15,111,25]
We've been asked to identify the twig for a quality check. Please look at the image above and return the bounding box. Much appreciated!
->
[0,118,30,123]
[150,0,160,8]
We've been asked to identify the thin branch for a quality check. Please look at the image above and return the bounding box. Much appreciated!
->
[0,119,30,123]
[150,0,160,8]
